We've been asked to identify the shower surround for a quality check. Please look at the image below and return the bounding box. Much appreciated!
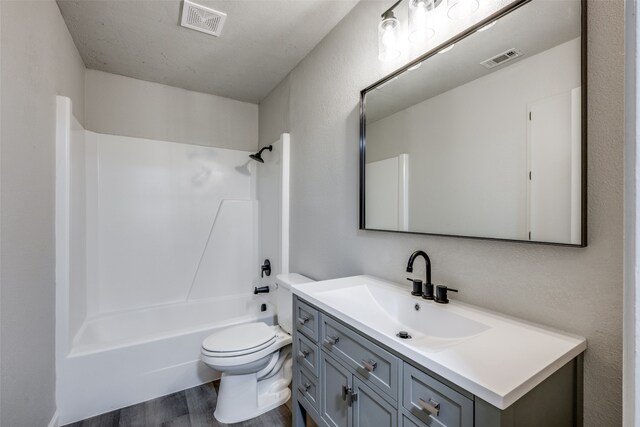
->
[55,96,290,424]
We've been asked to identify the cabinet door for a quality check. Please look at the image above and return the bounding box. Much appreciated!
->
[321,354,352,427]
[352,378,397,427]
[400,411,421,427]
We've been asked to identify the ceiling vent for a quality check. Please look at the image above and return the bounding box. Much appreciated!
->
[180,0,227,37]
[480,48,523,69]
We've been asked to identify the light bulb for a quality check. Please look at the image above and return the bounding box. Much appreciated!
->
[382,24,395,47]
[447,0,479,19]
[378,14,401,61]
[409,0,435,43]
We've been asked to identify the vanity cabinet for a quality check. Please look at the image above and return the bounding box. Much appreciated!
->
[319,353,398,427]
[293,296,582,427]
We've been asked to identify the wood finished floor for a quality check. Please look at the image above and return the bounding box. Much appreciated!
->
[63,381,292,427]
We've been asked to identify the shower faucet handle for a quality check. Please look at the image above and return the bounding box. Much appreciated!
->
[261,259,271,277]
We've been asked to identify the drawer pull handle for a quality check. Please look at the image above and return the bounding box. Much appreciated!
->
[298,382,311,395]
[341,385,357,407]
[298,350,310,359]
[347,391,358,407]
[362,359,377,372]
[298,316,310,325]
[418,398,440,417]
[323,335,339,347]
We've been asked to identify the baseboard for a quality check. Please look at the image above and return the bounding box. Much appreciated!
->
[48,410,59,427]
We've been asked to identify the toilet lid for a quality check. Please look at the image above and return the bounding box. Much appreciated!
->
[202,322,276,354]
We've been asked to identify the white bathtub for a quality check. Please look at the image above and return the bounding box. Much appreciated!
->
[57,294,275,425]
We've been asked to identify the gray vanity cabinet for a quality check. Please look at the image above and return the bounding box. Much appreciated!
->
[292,296,581,427]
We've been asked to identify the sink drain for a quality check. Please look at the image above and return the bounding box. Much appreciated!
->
[396,331,412,339]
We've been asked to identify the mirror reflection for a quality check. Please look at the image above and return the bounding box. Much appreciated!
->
[362,0,584,245]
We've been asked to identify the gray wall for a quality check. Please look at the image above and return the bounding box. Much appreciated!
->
[259,1,623,425]
[0,1,86,425]
[85,69,259,151]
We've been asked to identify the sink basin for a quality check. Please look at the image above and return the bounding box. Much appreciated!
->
[313,282,490,351]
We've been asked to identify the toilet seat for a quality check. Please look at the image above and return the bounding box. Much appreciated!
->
[202,322,276,357]
[201,324,291,368]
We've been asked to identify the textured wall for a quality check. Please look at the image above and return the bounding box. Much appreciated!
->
[0,1,86,425]
[259,0,624,425]
[259,75,291,150]
[85,69,259,151]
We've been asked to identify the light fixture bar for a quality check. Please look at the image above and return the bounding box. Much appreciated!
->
[381,0,405,18]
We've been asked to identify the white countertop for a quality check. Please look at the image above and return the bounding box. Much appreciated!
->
[292,275,586,410]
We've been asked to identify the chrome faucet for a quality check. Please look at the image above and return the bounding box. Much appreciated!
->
[406,250,434,300]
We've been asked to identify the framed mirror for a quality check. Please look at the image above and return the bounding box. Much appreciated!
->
[360,0,586,246]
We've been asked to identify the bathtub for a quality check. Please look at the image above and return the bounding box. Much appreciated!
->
[57,294,275,425]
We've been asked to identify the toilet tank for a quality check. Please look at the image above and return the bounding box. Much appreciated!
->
[275,273,314,334]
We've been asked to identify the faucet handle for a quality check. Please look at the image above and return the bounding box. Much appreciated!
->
[434,285,458,304]
[407,278,423,296]
[422,282,435,301]
[261,259,271,277]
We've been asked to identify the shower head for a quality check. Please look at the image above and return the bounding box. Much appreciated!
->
[249,145,272,163]
[249,153,264,163]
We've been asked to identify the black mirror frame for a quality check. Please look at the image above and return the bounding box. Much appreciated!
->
[359,0,587,247]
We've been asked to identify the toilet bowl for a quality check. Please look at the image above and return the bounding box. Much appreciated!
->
[200,273,314,424]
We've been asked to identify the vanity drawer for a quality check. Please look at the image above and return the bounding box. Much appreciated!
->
[321,315,399,400]
[403,364,473,427]
[297,333,320,377]
[296,364,321,413]
[296,298,320,342]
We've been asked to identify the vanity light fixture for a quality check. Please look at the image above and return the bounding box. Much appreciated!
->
[377,0,476,62]
[408,0,436,43]
[378,9,402,61]
[447,0,479,19]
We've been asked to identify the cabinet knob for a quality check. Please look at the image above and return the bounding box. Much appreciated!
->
[297,350,309,360]
[347,391,358,407]
[341,385,357,407]
[418,398,440,416]
[298,316,310,325]
[362,359,377,372]
[298,382,311,395]
[323,335,339,348]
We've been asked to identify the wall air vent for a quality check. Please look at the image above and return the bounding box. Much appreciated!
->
[180,0,227,37]
[480,48,523,69]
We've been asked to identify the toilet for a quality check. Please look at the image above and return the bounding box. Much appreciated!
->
[200,273,314,424]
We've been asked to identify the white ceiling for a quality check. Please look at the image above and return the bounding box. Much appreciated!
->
[366,0,582,121]
[57,0,359,103]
